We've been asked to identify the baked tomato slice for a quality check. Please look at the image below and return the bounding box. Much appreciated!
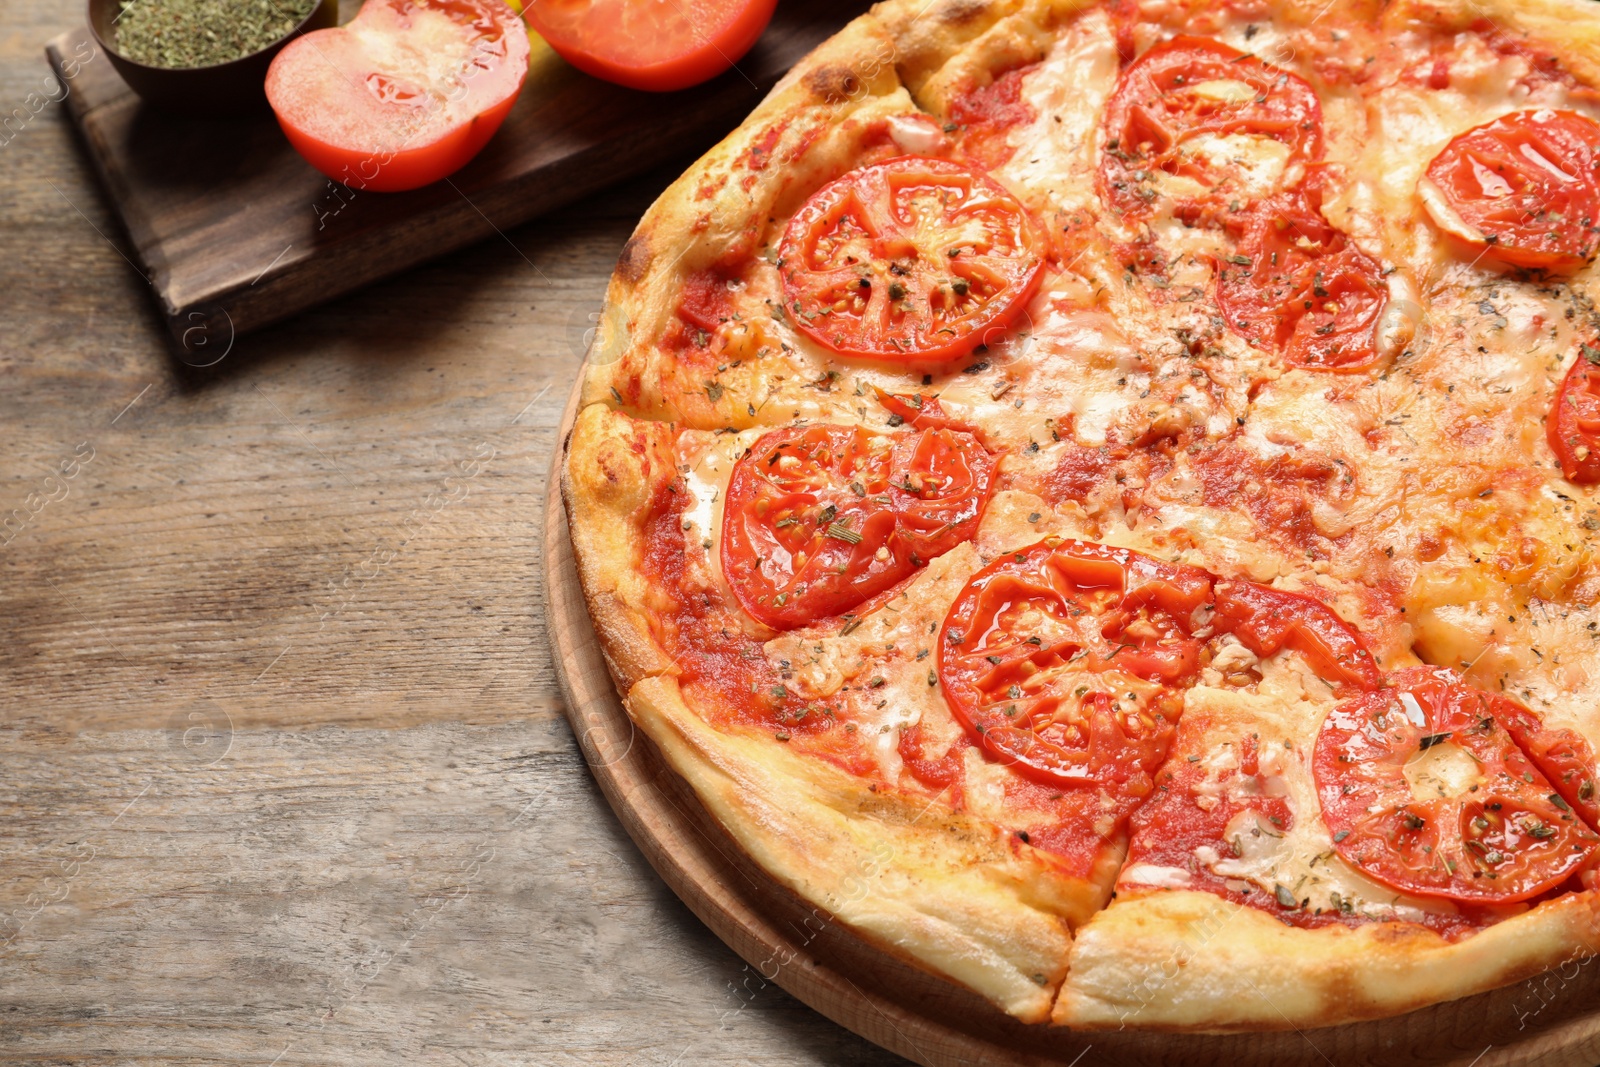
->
[266,0,530,193]
[1099,35,1323,221]
[1216,183,1388,370]
[522,0,775,92]
[1211,580,1380,690]
[938,539,1212,792]
[1549,343,1600,483]
[722,424,994,630]
[778,156,1044,364]
[1315,667,1599,904]
[1420,109,1600,271]
[1494,699,1600,831]
[889,427,994,561]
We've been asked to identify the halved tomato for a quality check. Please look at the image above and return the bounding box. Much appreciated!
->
[1315,667,1599,903]
[938,539,1212,791]
[721,423,994,630]
[266,0,530,193]
[778,156,1044,364]
[1549,342,1600,483]
[1419,109,1600,272]
[1099,35,1324,222]
[523,0,777,92]
[1216,182,1389,371]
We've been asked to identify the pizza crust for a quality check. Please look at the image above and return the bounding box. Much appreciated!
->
[1399,0,1600,86]
[627,672,1076,1023]
[1057,887,1600,1031]
[562,403,678,690]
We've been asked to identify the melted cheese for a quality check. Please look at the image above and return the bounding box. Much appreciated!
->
[1156,664,1464,923]
[1003,9,1120,205]
[1154,131,1292,204]
[1404,741,1487,801]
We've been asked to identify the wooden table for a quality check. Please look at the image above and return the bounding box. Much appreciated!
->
[0,2,905,1060]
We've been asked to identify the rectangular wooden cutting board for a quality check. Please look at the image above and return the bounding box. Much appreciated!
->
[43,1,867,349]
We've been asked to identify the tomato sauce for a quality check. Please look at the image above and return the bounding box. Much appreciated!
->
[1042,443,1127,505]
[639,473,882,779]
[1192,439,1353,557]
[948,65,1038,170]
[662,269,738,355]
[1021,797,1136,880]
[1126,736,1491,938]
[897,723,967,793]
[740,120,788,172]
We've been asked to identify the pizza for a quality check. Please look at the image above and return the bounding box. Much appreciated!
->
[561,0,1600,1032]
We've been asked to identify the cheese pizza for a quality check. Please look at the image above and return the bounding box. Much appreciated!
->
[562,0,1600,1032]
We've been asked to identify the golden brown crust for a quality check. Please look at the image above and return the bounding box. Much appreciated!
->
[893,0,1094,113]
[627,674,1076,1023]
[562,403,679,691]
[1056,888,1600,1032]
[1392,0,1600,86]
[875,0,1058,99]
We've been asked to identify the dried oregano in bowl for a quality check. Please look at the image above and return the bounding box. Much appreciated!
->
[115,0,319,68]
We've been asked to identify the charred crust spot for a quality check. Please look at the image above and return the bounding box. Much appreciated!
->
[617,234,652,285]
[804,64,862,105]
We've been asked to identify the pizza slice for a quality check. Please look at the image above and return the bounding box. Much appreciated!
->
[1061,661,1600,1030]
[566,401,1081,1020]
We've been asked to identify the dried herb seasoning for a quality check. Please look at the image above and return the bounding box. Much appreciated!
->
[116,0,317,69]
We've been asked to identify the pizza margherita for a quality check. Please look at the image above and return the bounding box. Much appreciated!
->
[563,0,1600,1032]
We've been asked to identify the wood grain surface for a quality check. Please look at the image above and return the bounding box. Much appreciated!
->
[546,382,1600,1067]
[7,0,1600,1056]
[0,0,897,1059]
[41,0,867,347]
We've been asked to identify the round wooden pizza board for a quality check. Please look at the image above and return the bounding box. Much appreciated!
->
[544,378,1600,1067]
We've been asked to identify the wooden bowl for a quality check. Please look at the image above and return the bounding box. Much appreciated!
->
[86,0,337,117]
